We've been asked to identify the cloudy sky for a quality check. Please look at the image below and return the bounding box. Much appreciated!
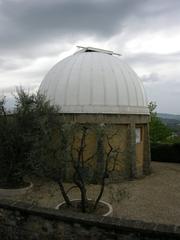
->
[0,0,180,114]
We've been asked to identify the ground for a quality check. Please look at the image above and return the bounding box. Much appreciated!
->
[1,162,180,225]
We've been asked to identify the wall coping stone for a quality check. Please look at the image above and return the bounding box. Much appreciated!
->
[0,198,180,238]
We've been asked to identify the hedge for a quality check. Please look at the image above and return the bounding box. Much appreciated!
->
[151,143,180,163]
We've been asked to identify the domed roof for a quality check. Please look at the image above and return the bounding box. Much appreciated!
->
[39,47,149,115]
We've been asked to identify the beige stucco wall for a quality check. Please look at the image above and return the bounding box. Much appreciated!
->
[59,114,151,182]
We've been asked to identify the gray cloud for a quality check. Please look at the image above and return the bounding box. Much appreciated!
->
[126,52,180,66]
[1,0,180,57]
[0,86,17,95]
[142,73,161,83]
[0,0,141,55]
[1,0,180,113]
[145,77,180,114]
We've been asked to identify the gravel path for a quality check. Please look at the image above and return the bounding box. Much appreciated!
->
[113,162,180,225]
[1,162,180,225]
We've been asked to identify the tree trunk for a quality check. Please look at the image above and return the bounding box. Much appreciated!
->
[73,172,88,213]
[57,180,72,207]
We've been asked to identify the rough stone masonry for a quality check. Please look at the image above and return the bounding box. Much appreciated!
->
[0,199,180,240]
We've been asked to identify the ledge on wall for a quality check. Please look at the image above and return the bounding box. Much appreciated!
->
[0,199,180,240]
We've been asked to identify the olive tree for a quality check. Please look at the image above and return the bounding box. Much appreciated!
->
[0,89,59,188]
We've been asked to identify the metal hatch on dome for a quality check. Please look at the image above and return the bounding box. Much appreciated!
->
[75,46,121,56]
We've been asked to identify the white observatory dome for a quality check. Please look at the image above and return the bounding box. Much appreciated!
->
[39,47,149,115]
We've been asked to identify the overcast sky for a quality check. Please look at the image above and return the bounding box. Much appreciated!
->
[0,0,180,114]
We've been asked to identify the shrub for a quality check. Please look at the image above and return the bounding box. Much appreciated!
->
[151,143,180,163]
[0,89,59,187]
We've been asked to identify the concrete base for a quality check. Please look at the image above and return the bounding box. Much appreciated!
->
[56,199,113,217]
[0,182,33,197]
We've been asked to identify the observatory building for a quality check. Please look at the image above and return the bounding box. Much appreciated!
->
[39,46,150,181]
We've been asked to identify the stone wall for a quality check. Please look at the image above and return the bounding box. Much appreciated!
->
[0,199,179,240]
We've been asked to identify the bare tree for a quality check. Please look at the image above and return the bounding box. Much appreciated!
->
[32,119,124,213]
[57,124,122,213]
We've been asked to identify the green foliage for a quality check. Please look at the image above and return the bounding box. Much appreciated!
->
[0,88,59,187]
[148,101,157,116]
[0,89,122,212]
[166,136,180,144]
[148,101,172,144]
[159,117,180,139]
[148,102,180,163]
[151,143,180,163]
[150,116,172,144]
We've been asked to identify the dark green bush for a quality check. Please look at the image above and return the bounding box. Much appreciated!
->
[0,89,59,187]
[151,143,180,163]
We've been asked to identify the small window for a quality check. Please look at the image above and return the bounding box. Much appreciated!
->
[135,128,141,144]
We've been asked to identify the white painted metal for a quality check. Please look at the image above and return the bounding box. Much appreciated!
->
[76,46,121,56]
[39,50,149,115]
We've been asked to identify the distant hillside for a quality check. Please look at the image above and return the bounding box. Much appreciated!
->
[157,113,180,121]
[157,113,180,136]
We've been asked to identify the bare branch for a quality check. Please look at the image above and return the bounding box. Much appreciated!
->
[84,151,97,163]
[57,180,72,207]
[65,185,79,195]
